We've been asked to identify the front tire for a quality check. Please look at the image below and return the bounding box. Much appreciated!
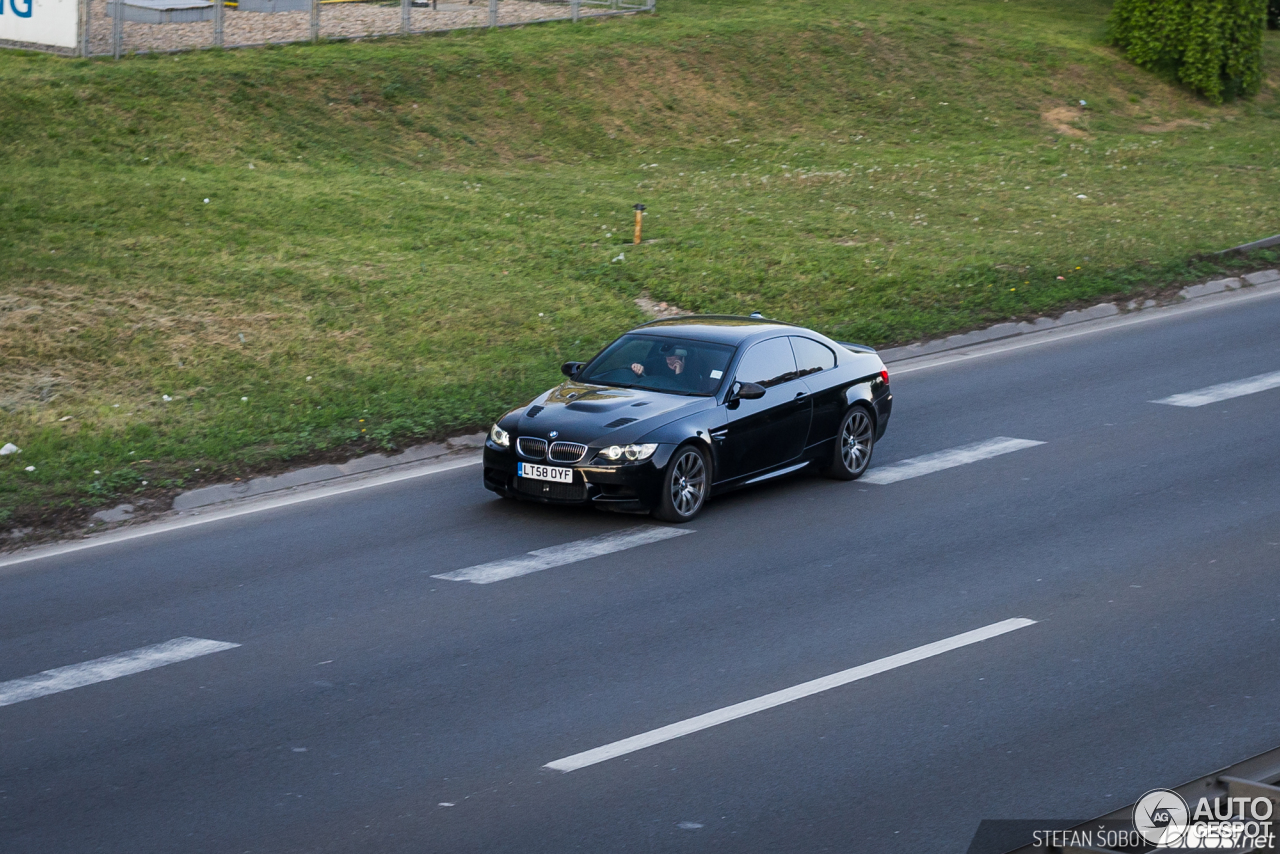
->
[824,405,875,480]
[653,445,709,522]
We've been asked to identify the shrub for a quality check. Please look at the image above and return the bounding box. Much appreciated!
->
[1109,0,1267,103]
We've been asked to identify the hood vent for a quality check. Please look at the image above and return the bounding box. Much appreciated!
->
[566,400,621,413]
[605,417,638,429]
[525,405,544,418]
[630,401,651,407]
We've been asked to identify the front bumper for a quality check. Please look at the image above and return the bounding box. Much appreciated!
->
[482,443,672,512]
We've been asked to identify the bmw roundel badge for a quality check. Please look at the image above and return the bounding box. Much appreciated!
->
[549,431,559,439]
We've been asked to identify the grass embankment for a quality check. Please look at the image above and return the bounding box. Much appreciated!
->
[1,0,1278,528]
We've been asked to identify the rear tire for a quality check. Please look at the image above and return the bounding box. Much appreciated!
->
[653,444,709,522]
[823,405,874,480]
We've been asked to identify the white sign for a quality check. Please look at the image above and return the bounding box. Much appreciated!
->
[0,0,80,50]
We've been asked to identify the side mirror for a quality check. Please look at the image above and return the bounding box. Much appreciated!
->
[561,361,585,379]
[728,381,766,402]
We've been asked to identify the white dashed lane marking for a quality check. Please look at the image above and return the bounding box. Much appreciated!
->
[544,617,1037,772]
[0,637,241,708]
[1152,369,1280,407]
[861,437,1046,485]
[432,525,692,584]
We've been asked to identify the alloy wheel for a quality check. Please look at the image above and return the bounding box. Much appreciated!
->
[669,449,707,517]
[841,409,873,474]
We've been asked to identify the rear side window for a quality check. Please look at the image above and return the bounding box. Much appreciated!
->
[734,337,798,388]
[790,337,836,377]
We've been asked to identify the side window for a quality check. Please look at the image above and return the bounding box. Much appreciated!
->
[790,337,836,378]
[734,337,798,388]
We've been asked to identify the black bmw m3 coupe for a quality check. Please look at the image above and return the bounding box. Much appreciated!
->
[482,316,892,521]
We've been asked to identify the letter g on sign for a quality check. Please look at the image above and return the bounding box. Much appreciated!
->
[10,0,35,17]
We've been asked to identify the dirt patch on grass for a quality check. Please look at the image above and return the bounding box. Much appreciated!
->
[634,293,690,318]
[0,281,318,416]
[1137,118,1212,133]
[1041,106,1090,138]
[0,370,76,413]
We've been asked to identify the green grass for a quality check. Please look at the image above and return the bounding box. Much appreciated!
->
[1,0,1279,525]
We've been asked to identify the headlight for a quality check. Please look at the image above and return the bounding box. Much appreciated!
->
[489,423,510,448]
[601,443,657,462]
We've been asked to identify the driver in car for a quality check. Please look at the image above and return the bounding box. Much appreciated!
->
[631,347,686,379]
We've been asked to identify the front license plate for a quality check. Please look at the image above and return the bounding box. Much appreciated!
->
[518,462,574,483]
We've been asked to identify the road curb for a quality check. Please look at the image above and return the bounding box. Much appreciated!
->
[70,434,495,529]
[168,434,482,512]
[879,268,1280,365]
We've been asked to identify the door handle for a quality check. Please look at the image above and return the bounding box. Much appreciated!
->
[794,391,809,400]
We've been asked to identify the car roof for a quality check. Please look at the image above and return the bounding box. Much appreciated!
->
[629,315,801,346]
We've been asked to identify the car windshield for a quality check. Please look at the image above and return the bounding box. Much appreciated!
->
[580,334,736,396]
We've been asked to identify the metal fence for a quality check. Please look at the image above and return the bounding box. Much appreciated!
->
[45,0,651,58]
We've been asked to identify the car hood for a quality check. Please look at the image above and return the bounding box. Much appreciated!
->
[513,381,708,446]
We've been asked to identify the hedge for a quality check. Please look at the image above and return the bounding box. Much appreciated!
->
[1109,0,1267,103]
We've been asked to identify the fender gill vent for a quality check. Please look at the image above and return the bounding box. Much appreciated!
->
[604,417,638,428]
[526,405,544,418]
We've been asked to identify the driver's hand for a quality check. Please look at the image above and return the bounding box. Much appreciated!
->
[630,363,644,376]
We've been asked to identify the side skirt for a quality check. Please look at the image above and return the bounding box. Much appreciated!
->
[743,460,812,486]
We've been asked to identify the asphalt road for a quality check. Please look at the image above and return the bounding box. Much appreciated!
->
[3,289,1280,853]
